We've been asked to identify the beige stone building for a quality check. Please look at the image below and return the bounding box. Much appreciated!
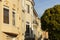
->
[0,0,42,40]
[33,9,42,40]
[0,0,23,40]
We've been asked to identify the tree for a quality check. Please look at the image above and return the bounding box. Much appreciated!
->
[41,5,60,40]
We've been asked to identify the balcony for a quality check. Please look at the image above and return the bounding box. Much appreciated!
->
[1,24,19,35]
[25,28,35,40]
[25,33,35,40]
[25,33,35,38]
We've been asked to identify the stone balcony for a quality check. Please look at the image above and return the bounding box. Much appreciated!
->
[1,24,19,35]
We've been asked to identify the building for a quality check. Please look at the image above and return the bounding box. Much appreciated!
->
[21,0,35,40]
[0,0,42,40]
[33,9,42,40]
[0,0,22,40]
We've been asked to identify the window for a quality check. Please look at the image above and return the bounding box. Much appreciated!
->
[3,8,9,24]
[26,5,30,13]
[12,12,15,25]
[26,22,30,36]
[26,25,30,33]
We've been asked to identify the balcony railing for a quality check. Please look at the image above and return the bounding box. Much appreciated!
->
[25,33,35,38]
[25,28,35,38]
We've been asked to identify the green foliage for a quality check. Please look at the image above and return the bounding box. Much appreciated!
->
[41,5,60,40]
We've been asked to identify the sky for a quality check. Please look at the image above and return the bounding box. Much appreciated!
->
[34,0,60,18]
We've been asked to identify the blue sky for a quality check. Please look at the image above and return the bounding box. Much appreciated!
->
[34,0,60,18]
